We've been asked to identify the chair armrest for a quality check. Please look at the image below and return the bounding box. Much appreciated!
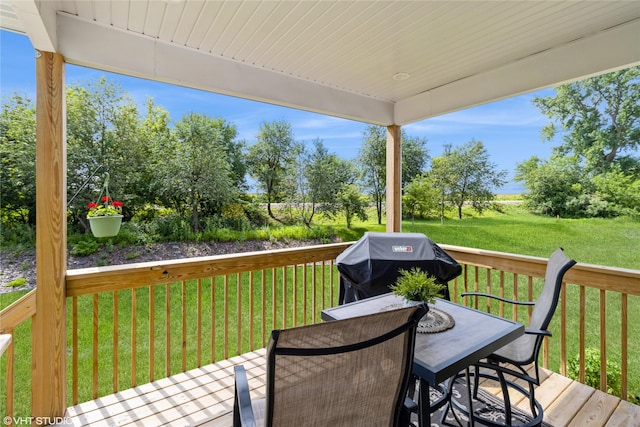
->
[524,328,552,338]
[233,365,256,427]
[461,292,535,306]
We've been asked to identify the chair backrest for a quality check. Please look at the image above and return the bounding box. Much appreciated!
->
[264,305,426,427]
[494,248,576,364]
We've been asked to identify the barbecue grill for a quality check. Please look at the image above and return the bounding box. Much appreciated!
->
[336,232,462,304]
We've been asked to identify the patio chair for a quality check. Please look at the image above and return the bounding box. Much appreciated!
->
[460,248,576,427]
[233,304,427,427]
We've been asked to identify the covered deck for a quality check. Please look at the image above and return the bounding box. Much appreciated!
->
[56,349,639,426]
[0,1,639,424]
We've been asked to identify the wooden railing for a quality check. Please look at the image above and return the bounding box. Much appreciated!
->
[1,243,639,420]
[442,245,640,402]
[0,290,36,423]
[63,243,349,406]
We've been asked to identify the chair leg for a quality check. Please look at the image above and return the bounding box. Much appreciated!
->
[496,368,513,425]
[473,364,480,399]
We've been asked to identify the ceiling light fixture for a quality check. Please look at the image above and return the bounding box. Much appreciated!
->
[392,72,411,81]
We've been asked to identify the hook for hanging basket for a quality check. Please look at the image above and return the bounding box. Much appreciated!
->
[87,172,123,218]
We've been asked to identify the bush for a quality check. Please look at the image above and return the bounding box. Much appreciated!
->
[153,214,195,241]
[567,348,621,396]
[0,221,35,249]
[7,278,27,287]
[70,239,99,256]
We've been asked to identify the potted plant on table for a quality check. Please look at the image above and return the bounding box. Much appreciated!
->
[390,267,444,308]
[87,196,123,238]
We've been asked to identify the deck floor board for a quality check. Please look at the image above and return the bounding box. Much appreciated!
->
[53,349,636,427]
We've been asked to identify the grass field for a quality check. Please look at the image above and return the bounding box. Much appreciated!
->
[1,204,638,415]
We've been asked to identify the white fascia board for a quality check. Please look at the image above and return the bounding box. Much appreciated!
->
[11,0,57,51]
[395,18,640,125]
[56,13,394,125]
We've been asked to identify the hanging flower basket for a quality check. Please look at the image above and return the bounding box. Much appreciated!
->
[86,174,124,238]
[88,214,123,238]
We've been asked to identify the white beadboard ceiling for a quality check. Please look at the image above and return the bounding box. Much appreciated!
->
[2,0,639,125]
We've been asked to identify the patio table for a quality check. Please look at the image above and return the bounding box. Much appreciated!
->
[321,293,524,426]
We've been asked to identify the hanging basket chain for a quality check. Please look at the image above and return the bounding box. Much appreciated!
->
[95,172,111,206]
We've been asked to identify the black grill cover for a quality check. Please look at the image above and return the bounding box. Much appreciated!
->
[337,232,462,304]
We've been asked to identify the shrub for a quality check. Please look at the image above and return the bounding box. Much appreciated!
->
[70,240,99,256]
[153,214,195,241]
[567,348,621,396]
[7,278,27,287]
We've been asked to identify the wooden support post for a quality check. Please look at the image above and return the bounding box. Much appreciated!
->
[386,125,402,232]
[32,50,67,419]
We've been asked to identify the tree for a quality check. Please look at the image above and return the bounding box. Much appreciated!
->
[515,156,586,217]
[401,134,429,184]
[515,156,640,218]
[246,121,295,222]
[359,125,430,224]
[336,184,368,229]
[285,139,355,227]
[430,140,507,219]
[533,66,640,174]
[429,149,456,223]
[0,94,36,225]
[155,113,236,232]
[402,174,439,223]
[66,77,146,225]
[358,125,387,224]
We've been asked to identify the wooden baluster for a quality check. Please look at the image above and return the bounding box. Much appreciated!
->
[211,277,216,363]
[249,271,254,349]
[293,265,298,327]
[473,266,479,309]
[559,282,567,374]
[527,276,534,320]
[197,278,202,367]
[261,269,266,347]
[330,260,335,306]
[271,269,277,331]
[5,330,15,422]
[181,281,187,372]
[131,288,137,386]
[224,275,229,360]
[321,261,326,310]
[72,297,78,404]
[579,285,586,383]
[621,293,628,400]
[113,291,118,392]
[312,263,317,324]
[599,289,607,392]
[303,263,308,324]
[512,273,518,321]
[149,286,155,382]
[165,283,171,376]
[237,273,242,355]
[282,267,287,329]
[92,294,99,399]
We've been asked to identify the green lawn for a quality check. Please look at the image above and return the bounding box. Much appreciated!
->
[1,205,638,415]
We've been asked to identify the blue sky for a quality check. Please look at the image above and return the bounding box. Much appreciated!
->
[1,29,560,193]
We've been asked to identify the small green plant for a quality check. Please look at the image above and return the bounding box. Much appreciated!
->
[389,267,443,304]
[567,347,622,396]
[7,277,27,287]
[70,240,99,256]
